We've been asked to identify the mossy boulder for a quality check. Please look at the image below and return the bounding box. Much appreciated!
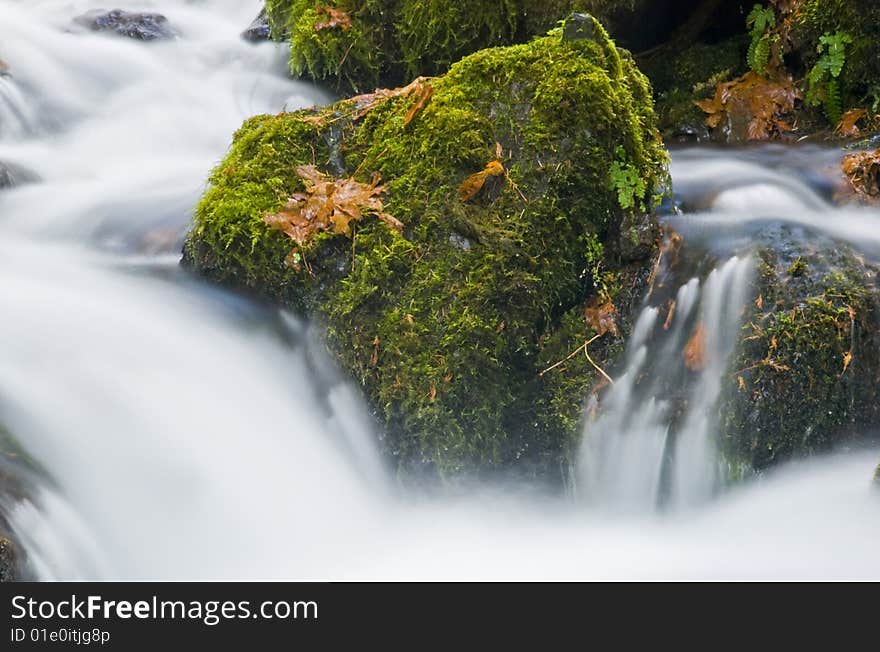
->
[184,17,667,481]
[264,0,642,92]
[719,229,880,471]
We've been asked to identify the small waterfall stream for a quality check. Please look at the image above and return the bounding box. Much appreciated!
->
[0,0,878,580]
[579,256,753,511]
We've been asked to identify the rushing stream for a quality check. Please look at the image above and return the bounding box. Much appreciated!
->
[1,0,879,580]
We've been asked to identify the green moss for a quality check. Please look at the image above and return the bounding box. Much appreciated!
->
[719,245,880,471]
[266,1,645,92]
[185,18,666,481]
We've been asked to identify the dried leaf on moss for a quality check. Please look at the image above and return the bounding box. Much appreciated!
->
[683,322,706,371]
[458,160,505,202]
[404,81,433,126]
[264,165,399,252]
[350,77,433,121]
[695,72,800,140]
[842,350,853,374]
[314,7,352,31]
[371,336,380,367]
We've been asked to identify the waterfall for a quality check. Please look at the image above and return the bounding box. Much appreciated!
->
[578,256,753,511]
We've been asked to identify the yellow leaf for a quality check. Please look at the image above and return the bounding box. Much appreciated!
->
[842,351,852,374]
[458,160,505,202]
[738,376,746,391]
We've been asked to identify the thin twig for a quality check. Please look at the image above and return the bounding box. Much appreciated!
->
[539,333,601,377]
[584,345,614,385]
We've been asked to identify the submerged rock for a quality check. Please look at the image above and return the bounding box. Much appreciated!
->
[719,227,880,471]
[0,161,38,190]
[184,16,667,480]
[241,8,271,42]
[74,9,176,41]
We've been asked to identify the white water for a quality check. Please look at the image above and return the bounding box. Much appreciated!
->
[1,0,879,580]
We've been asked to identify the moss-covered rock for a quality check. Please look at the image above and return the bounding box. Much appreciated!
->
[184,16,667,481]
[719,230,880,471]
[264,0,642,92]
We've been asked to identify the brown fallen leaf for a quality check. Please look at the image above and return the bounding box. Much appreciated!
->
[314,6,352,31]
[428,385,437,401]
[405,313,414,325]
[585,298,619,338]
[841,148,880,200]
[403,81,433,127]
[835,108,869,138]
[350,76,434,121]
[458,160,505,202]
[738,375,747,391]
[695,72,800,141]
[683,322,706,371]
[756,294,763,310]
[842,350,852,374]
[264,166,401,264]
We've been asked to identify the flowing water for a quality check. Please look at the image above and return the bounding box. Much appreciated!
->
[1,0,879,580]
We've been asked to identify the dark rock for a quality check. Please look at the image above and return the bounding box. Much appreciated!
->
[0,536,19,582]
[618,210,659,261]
[562,13,596,42]
[0,162,38,190]
[242,8,271,42]
[74,9,176,41]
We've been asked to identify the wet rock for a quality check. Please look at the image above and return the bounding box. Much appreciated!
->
[618,210,659,262]
[718,226,880,471]
[562,13,596,42]
[0,536,20,582]
[74,9,176,41]
[0,161,38,190]
[242,8,271,42]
